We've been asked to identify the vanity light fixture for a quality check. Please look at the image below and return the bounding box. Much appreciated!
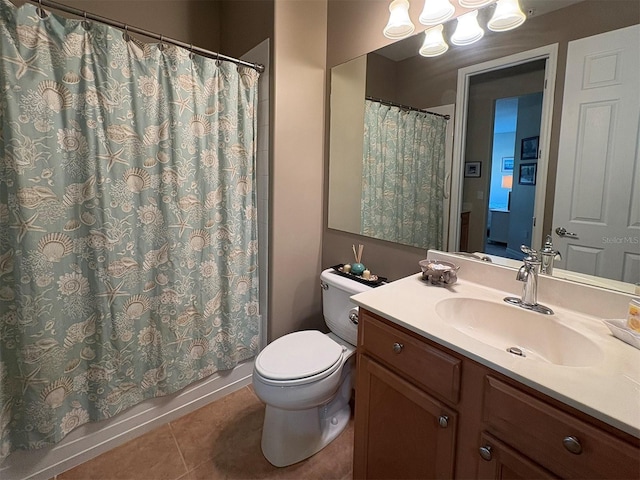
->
[383,0,415,39]
[451,10,484,45]
[419,0,455,26]
[382,0,525,54]
[458,0,495,7]
[487,0,526,32]
[419,24,449,56]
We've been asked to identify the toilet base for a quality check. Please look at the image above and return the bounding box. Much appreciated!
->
[254,332,356,467]
[260,395,351,468]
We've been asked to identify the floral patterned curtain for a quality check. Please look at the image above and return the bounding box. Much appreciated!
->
[0,0,260,459]
[361,100,447,249]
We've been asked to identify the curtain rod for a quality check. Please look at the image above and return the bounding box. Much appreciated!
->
[366,96,450,120]
[26,0,265,74]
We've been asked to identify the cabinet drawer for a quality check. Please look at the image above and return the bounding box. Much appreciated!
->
[360,312,461,404]
[483,376,640,479]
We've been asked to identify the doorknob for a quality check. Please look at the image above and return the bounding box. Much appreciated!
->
[555,227,578,239]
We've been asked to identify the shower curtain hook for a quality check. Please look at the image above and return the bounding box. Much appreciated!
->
[82,10,90,30]
[37,0,45,18]
[189,44,194,60]
[159,34,165,51]
[215,52,221,67]
[123,24,129,42]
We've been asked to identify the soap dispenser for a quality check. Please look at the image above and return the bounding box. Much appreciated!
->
[540,235,561,275]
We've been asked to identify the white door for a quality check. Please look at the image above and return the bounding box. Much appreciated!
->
[552,25,640,283]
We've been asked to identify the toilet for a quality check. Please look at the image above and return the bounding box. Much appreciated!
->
[252,268,372,467]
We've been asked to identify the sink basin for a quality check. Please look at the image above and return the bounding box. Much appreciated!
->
[435,298,603,367]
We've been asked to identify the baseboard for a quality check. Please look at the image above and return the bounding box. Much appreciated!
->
[1,360,255,480]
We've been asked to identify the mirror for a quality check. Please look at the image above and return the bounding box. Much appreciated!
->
[327,0,639,294]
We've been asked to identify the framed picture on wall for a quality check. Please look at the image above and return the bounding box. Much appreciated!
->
[464,162,481,178]
[521,136,539,160]
[519,163,537,185]
[501,157,514,172]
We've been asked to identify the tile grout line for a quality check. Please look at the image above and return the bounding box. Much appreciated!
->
[168,421,191,479]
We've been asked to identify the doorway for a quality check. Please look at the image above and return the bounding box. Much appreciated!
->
[448,45,557,258]
[485,88,545,259]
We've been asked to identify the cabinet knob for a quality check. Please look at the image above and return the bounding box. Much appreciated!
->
[392,342,403,354]
[562,436,583,455]
[438,415,449,428]
[479,445,492,461]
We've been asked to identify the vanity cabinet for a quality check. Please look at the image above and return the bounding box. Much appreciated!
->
[354,310,461,479]
[354,354,457,479]
[354,309,640,479]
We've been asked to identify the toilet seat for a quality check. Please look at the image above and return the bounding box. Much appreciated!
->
[255,331,345,387]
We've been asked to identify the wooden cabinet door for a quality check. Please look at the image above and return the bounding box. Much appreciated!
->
[353,354,457,480]
[477,432,557,480]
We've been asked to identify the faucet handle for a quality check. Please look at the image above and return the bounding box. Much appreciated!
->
[520,245,540,264]
[541,235,561,260]
[521,245,536,256]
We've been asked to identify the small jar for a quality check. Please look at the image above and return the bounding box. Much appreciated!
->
[351,263,365,275]
[343,264,351,273]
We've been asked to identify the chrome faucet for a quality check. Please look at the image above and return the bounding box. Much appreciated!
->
[504,246,554,315]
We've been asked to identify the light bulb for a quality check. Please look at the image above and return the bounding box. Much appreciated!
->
[383,0,415,39]
[451,10,484,46]
[458,0,494,7]
[488,0,526,32]
[419,24,449,57]
[419,0,455,26]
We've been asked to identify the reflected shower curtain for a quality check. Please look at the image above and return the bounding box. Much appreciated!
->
[361,100,447,249]
[0,0,259,458]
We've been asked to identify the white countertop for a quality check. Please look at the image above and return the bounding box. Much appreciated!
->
[351,269,640,438]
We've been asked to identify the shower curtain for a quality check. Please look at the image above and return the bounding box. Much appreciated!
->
[361,99,447,249]
[0,0,260,458]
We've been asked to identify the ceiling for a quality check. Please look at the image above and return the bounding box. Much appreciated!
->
[376,0,584,61]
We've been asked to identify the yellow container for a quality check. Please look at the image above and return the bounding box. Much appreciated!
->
[627,299,640,333]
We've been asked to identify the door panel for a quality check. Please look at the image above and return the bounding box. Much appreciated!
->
[353,354,457,480]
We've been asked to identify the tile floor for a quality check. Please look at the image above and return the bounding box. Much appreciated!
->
[56,386,354,480]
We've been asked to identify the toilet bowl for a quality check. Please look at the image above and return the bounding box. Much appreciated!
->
[253,331,355,467]
[252,269,371,467]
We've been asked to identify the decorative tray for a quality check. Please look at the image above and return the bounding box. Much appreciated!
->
[331,264,387,287]
[418,259,459,286]
[603,319,640,350]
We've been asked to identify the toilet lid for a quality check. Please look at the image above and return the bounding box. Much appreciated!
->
[255,330,344,381]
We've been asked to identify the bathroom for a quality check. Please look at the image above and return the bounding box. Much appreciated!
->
[1,0,638,478]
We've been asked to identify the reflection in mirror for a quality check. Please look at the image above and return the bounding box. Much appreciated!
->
[360,99,448,249]
[461,58,547,259]
[328,58,450,250]
[327,0,640,294]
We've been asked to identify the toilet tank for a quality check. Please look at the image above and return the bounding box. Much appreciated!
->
[320,268,373,346]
